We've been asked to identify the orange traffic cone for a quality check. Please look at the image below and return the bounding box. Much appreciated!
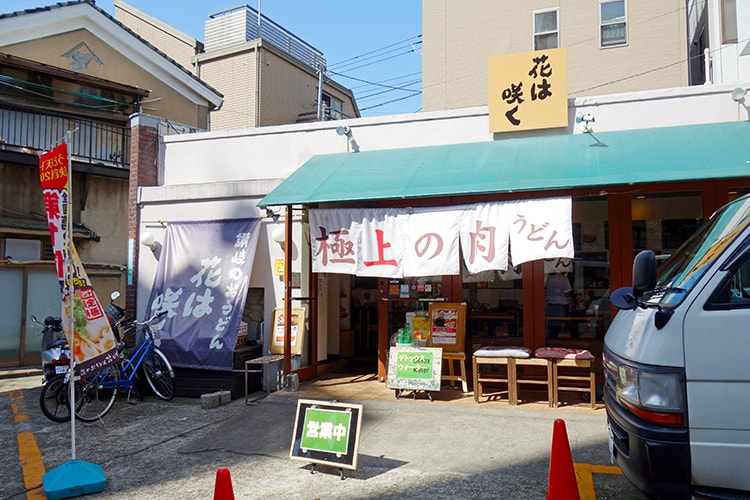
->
[213,467,235,500]
[547,418,580,500]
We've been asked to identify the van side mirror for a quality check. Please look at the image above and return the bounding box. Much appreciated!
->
[632,250,657,299]
[611,287,637,310]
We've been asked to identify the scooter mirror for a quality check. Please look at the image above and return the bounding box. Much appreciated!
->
[31,315,39,324]
[110,290,120,301]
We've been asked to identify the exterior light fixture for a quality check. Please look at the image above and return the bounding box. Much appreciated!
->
[731,87,747,103]
[271,226,285,250]
[335,125,360,152]
[575,111,595,133]
[141,231,157,251]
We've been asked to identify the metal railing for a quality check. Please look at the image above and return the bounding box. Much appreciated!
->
[0,102,130,168]
[207,5,326,71]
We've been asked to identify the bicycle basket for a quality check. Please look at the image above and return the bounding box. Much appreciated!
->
[120,321,137,349]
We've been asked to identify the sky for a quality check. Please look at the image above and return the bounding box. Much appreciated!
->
[8,0,423,117]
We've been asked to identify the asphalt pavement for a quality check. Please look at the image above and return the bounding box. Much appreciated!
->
[1,366,647,499]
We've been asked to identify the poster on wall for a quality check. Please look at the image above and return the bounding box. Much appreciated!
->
[270,307,305,355]
[428,302,466,353]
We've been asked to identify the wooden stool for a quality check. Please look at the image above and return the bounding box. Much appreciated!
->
[535,347,596,409]
[513,357,554,407]
[442,351,468,392]
[473,347,532,404]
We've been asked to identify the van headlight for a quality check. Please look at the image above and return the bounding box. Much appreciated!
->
[615,363,686,427]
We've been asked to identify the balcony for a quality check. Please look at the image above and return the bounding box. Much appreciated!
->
[0,101,130,169]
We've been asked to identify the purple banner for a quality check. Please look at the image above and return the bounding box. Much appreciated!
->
[146,219,261,370]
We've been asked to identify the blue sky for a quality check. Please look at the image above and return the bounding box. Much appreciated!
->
[7,1,423,117]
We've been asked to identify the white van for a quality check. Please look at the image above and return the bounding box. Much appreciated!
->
[604,194,750,499]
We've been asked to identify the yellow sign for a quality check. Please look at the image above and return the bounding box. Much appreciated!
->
[275,259,284,276]
[488,48,568,133]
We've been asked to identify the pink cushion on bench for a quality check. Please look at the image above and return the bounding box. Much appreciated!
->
[534,347,594,360]
[474,346,531,358]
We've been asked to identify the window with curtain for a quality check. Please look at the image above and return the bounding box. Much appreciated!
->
[600,0,627,48]
[534,9,559,50]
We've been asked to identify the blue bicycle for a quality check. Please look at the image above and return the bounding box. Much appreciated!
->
[74,310,175,422]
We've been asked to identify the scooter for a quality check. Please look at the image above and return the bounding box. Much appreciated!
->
[33,313,74,423]
[105,290,127,343]
[33,314,69,382]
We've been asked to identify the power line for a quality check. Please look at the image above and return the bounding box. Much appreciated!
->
[328,70,419,93]
[328,35,422,71]
[350,71,422,91]
[359,91,421,112]
[357,80,421,101]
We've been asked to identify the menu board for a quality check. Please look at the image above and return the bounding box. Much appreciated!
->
[386,347,443,392]
[428,302,466,353]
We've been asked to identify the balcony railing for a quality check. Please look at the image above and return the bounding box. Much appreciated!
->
[0,102,130,168]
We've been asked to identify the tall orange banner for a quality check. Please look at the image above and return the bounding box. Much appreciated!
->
[40,143,119,377]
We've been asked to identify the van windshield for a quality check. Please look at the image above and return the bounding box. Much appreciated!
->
[653,196,750,305]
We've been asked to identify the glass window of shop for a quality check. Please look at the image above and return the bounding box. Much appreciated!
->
[463,265,523,347]
[545,197,609,342]
[632,192,703,261]
[383,276,444,347]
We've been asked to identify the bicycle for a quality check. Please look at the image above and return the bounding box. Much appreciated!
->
[72,310,175,422]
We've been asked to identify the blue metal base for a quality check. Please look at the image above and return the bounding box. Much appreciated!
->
[42,460,106,499]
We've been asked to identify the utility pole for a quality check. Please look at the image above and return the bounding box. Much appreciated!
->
[317,64,324,121]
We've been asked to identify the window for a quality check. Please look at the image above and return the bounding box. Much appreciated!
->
[322,93,343,120]
[533,9,559,50]
[722,0,737,43]
[600,0,627,48]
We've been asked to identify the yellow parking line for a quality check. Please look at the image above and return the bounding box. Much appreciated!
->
[9,390,47,499]
[575,462,623,499]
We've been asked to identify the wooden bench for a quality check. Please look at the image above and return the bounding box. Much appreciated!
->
[534,347,596,409]
[513,357,553,407]
[473,346,552,405]
[551,358,596,409]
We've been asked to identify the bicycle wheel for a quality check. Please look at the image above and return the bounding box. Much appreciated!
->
[142,347,175,401]
[75,365,119,422]
[39,375,72,423]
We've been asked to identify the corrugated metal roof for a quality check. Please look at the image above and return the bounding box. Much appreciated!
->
[258,121,750,207]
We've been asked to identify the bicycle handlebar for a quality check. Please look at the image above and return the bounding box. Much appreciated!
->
[126,309,168,329]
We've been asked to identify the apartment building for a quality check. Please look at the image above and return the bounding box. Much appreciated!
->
[422,0,748,111]
[114,1,359,130]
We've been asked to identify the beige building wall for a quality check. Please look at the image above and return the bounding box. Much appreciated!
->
[197,45,259,130]
[114,0,201,74]
[4,30,210,128]
[423,0,688,111]
[198,43,358,130]
[259,49,319,126]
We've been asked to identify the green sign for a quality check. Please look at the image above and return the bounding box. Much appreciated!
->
[290,399,363,471]
[396,351,434,379]
[386,347,443,392]
[299,408,351,455]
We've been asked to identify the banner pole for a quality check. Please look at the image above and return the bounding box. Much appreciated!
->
[65,130,76,461]
[42,130,107,498]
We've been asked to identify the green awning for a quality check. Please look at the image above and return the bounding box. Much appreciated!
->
[258,121,750,207]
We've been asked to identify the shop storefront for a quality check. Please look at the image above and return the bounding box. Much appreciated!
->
[258,121,750,387]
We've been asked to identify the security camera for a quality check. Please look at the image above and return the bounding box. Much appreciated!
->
[575,112,595,124]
